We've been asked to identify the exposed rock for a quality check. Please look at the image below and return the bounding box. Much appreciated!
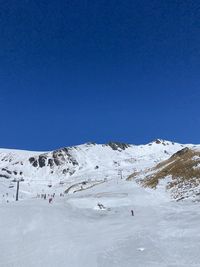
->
[32,160,38,167]
[62,169,67,174]
[0,174,9,179]
[107,142,130,151]
[86,142,96,146]
[2,169,12,175]
[171,147,190,158]
[52,150,64,166]
[48,159,54,167]
[38,155,47,168]
[29,157,35,164]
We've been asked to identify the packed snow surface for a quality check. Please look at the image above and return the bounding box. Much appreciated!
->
[1,179,200,267]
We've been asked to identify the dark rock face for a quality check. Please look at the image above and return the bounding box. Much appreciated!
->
[0,174,9,179]
[29,157,35,164]
[38,155,47,168]
[53,148,78,167]
[107,142,130,151]
[86,142,96,146]
[32,160,38,167]
[171,147,190,158]
[52,149,66,166]
[71,159,78,166]
[155,139,162,144]
[28,147,78,175]
[2,168,12,175]
[53,157,60,166]
[29,157,38,167]
[48,159,54,167]
[69,169,75,176]
[62,169,67,174]
[29,154,48,168]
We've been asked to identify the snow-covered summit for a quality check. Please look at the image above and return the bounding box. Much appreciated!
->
[0,139,198,201]
[0,140,185,180]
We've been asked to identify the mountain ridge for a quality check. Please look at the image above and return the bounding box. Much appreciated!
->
[0,139,199,202]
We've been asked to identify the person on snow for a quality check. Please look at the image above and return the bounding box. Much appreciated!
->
[131,210,134,216]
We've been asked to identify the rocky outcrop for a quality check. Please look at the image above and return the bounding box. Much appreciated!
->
[28,147,78,171]
[106,142,130,151]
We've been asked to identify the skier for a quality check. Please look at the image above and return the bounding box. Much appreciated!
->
[97,203,106,210]
[49,197,53,204]
[131,210,134,216]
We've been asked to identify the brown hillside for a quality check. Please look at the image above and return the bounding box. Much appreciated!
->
[141,147,200,199]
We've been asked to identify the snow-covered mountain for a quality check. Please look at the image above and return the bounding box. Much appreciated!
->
[0,139,196,201]
[1,140,200,267]
[0,140,184,179]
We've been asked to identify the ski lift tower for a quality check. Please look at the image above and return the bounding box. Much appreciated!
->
[118,169,123,180]
[13,177,24,201]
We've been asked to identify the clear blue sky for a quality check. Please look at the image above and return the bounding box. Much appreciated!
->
[0,0,200,150]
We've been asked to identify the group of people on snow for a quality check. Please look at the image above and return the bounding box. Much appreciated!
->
[36,192,65,204]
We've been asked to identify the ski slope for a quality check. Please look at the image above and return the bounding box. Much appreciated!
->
[1,140,200,266]
[0,140,189,201]
[0,178,200,267]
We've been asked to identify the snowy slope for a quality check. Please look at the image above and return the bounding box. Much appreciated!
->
[1,178,200,267]
[1,140,200,267]
[0,140,187,201]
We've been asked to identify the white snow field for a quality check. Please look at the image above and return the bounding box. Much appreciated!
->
[1,178,200,267]
[1,140,200,267]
